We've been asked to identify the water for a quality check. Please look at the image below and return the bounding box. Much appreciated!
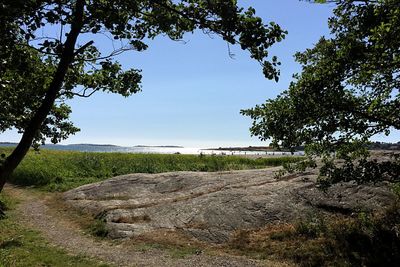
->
[0,143,304,156]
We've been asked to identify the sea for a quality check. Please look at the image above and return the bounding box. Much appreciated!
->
[0,143,304,156]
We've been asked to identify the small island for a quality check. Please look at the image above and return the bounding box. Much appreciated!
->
[133,145,184,148]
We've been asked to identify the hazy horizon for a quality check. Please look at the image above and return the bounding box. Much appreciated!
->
[0,135,270,148]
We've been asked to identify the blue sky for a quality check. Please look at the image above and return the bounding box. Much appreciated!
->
[1,1,398,147]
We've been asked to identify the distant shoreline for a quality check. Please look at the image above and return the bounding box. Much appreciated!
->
[204,146,296,152]
[134,145,184,148]
[0,142,183,149]
[206,142,400,152]
[1,141,398,152]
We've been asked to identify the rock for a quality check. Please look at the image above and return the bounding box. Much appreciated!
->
[64,168,395,243]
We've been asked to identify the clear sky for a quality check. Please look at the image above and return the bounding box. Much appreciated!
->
[1,1,398,147]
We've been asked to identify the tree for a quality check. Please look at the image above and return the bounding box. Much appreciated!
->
[242,0,400,185]
[0,0,286,192]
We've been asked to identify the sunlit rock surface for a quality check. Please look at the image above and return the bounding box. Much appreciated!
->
[64,167,394,243]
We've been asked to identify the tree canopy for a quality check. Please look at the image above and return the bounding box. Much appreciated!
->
[0,0,286,190]
[242,0,400,185]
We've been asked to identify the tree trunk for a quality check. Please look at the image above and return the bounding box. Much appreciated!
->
[0,0,86,193]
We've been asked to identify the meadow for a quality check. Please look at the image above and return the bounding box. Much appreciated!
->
[0,147,303,191]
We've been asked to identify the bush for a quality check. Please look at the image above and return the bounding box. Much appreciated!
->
[228,207,400,266]
[88,219,109,238]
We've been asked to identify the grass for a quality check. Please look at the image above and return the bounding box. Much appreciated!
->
[134,242,201,259]
[0,193,109,267]
[127,230,206,260]
[0,147,303,191]
[227,207,400,266]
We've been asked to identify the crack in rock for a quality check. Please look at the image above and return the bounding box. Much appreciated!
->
[64,168,395,243]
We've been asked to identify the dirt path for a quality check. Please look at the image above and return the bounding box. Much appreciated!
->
[5,185,290,267]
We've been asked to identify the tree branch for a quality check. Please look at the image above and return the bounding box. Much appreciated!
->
[69,89,99,98]
[74,40,94,55]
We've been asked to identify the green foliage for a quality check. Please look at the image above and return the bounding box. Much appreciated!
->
[294,214,328,239]
[392,182,400,198]
[318,153,400,189]
[0,194,14,220]
[242,0,400,185]
[0,147,303,191]
[229,208,400,266]
[88,219,109,238]
[0,3,79,146]
[297,210,400,266]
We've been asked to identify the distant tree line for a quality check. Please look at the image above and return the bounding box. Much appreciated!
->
[368,141,400,151]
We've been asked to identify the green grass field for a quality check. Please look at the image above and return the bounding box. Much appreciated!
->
[0,147,303,191]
